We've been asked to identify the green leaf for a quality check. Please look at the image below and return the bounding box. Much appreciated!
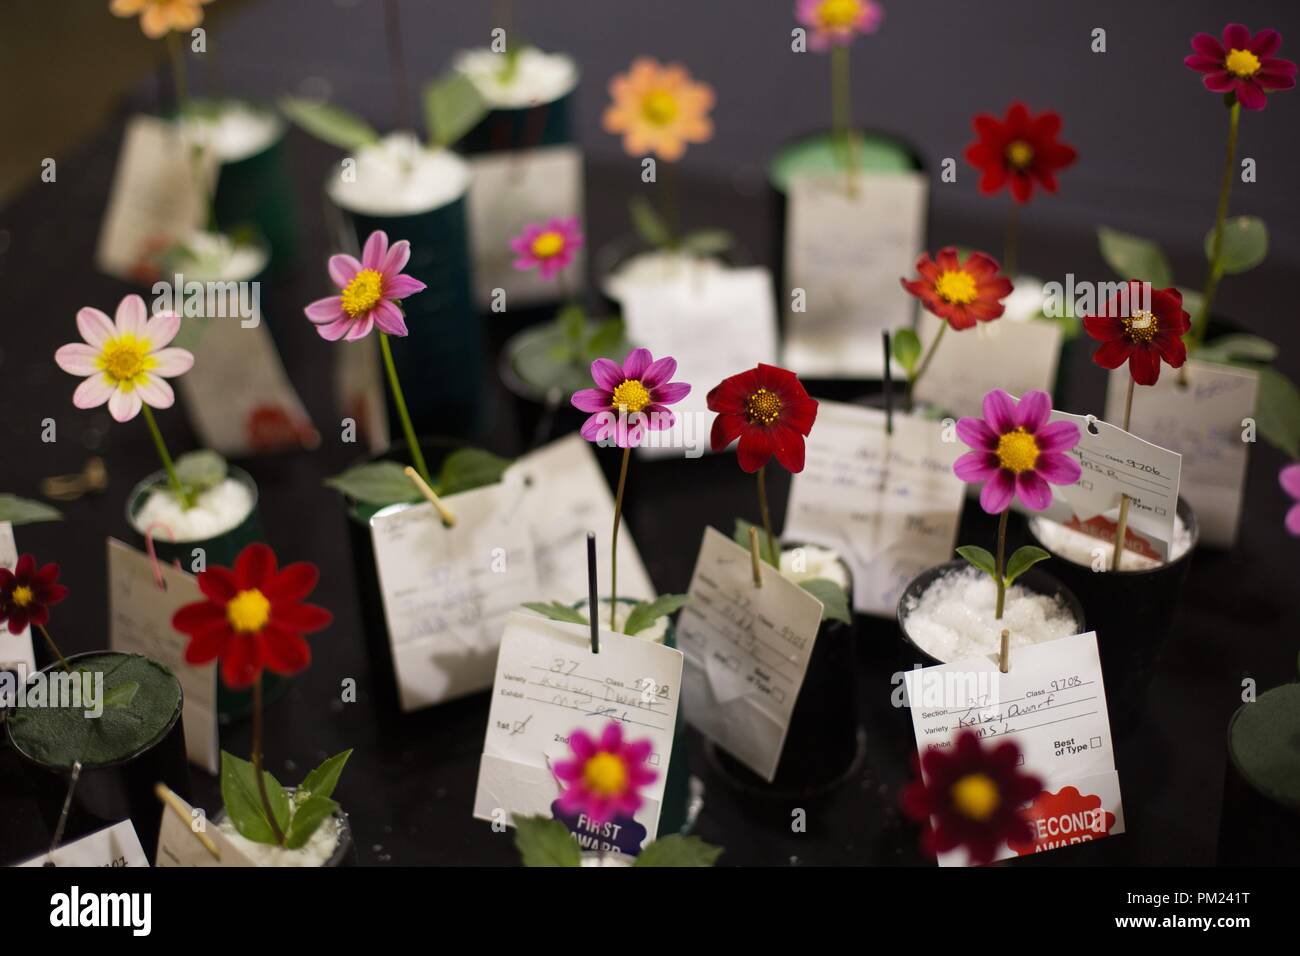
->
[437,448,512,498]
[512,814,581,867]
[557,304,586,346]
[678,229,733,257]
[298,749,352,802]
[174,450,227,494]
[278,97,379,151]
[623,594,690,636]
[285,794,339,850]
[629,195,672,249]
[1004,546,1051,586]
[1207,216,1267,275]
[583,318,627,360]
[799,578,851,625]
[220,751,290,845]
[102,681,139,709]
[733,519,778,565]
[424,73,488,147]
[633,834,723,867]
[1251,365,1300,459]
[521,601,589,626]
[324,460,419,507]
[1097,226,1173,288]
[956,545,998,579]
[1196,333,1278,365]
[892,328,922,375]
[0,494,61,525]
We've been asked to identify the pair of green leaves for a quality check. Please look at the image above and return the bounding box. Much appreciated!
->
[1098,219,1268,289]
[512,815,722,867]
[553,305,629,368]
[220,749,352,849]
[731,520,852,625]
[629,196,733,257]
[523,594,691,637]
[325,448,513,509]
[956,544,1050,592]
[0,494,61,526]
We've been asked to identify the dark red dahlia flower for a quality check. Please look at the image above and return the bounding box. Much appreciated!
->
[707,364,819,473]
[901,730,1044,866]
[964,102,1078,204]
[171,543,332,689]
[1185,24,1297,111]
[1082,281,1190,386]
[900,247,1013,331]
[0,554,69,635]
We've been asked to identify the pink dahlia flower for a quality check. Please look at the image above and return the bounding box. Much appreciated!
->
[305,230,426,341]
[1280,464,1300,536]
[1185,24,1296,111]
[509,217,583,280]
[571,347,691,448]
[553,721,658,825]
[795,0,883,51]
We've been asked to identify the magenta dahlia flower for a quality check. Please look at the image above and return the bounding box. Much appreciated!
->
[795,0,883,51]
[571,347,691,448]
[954,389,1082,514]
[1281,464,1300,536]
[1185,24,1297,110]
[553,721,658,826]
[304,230,426,341]
[509,217,583,280]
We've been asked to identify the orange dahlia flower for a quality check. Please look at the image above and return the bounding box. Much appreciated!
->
[602,57,714,162]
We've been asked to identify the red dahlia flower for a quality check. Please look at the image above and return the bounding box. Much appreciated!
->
[0,555,68,636]
[707,364,819,473]
[1185,24,1297,111]
[171,543,332,689]
[900,247,1013,331]
[901,730,1044,866]
[964,102,1077,204]
[1082,281,1190,387]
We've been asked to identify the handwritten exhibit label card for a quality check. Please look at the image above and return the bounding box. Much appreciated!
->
[904,631,1125,866]
[96,115,216,281]
[465,144,584,309]
[783,171,927,378]
[472,612,684,850]
[620,266,778,461]
[0,522,35,674]
[1105,360,1257,548]
[785,401,964,617]
[107,538,219,774]
[15,820,148,868]
[371,478,539,711]
[678,527,825,781]
[914,318,1062,420]
[1036,408,1183,558]
[155,793,256,867]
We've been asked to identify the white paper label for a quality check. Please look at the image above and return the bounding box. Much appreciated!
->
[783,170,927,378]
[0,522,36,674]
[154,793,256,867]
[678,527,826,781]
[15,820,148,868]
[785,401,965,616]
[913,318,1063,420]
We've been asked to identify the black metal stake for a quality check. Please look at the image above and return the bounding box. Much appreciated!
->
[586,531,599,654]
[882,330,894,435]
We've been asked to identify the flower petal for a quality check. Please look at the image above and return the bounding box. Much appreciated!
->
[1287,503,1300,537]
[76,307,116,348]
[954,450,999,483]
[736,426,773,473]
[199,566,238,602]
[220,633,261,689]
[381,239,412,277]
[1035,419,1080,454]
[372,300,407,336]
[55,343,101,376]
[235,543,277,591]
[571,388,611,413]
[269,602,333,633]
[979,470,1016,514]
[262,562,319,603]
[1280,463,1300,501]
[305,296,345,323]
[115,294,148,336]
[1016,390,1052,431]
[641,355,677,389]
[982,389,1018,434]
[149,347,194,377]
[1016,471,1053,510]
[1036,452,1082,485]
[135,374,175,409]
[261,624,312,675]
[648,380,690,406]
[384,275,426,300]
[107,387,142,422]
[328,254,362,288]
[361,230,388,271]
[591,358,624,392]
[622,347,652,380]
[143,311,180,349]
[956,416,999,451]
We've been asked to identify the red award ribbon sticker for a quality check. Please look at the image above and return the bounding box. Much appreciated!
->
[1009,786,1116,857]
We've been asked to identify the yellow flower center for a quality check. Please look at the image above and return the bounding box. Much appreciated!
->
[529,231,565,259]
[1122,309,1158,344]
[611,379,651,413]
[996,427,1040,473]
[817,0,862,29]
[582,752,629,797]
[11,585,34,608]
[1005,140,1034,169]
[341,268,384,318]
[934,269,978,305]
[642,90,679,126]
[97,334,155,387]
[1226,48,1261,77]
[745,387,783,425]
[226,588,271,634]
[951,773,1001,821]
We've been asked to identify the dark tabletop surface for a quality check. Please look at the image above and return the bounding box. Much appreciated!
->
[1,108,1298,867]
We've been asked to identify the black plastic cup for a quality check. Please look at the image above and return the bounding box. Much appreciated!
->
[209,112,299,271]
[1216,683,1300,865]
[707,544,862,799]
[5,651,191,862]
[1025,498,1198,737]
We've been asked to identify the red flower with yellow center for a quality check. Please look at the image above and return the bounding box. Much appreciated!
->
[0,555,68,636]
[900,247,1014,331]
[1185,24,1296,111]
[1082,281,1190,386]
[964,102,1078,204]
[707,364,819,473]
[171,543,332,689]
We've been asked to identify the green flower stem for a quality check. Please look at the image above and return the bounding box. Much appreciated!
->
[994,509,1009,620]
[36,624,70,673]
[905,321,947,410]
[756,465,778,569]
[166,31,188,109]
[830,45,859,195]
[251,674,287,848]
[1188,99,1242,357]
[1110,377,1136,572]
[379,332,432,485]
[141,404,193,508]
[1003,202,1020,277]
[610,447,632,630]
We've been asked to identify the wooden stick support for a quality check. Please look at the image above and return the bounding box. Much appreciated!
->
[748,526,763,588]
[155,783,221,860]
[882,330,894,436]
[404,466,457,527]
[586,531,599,654]
[999,629,1010,674]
